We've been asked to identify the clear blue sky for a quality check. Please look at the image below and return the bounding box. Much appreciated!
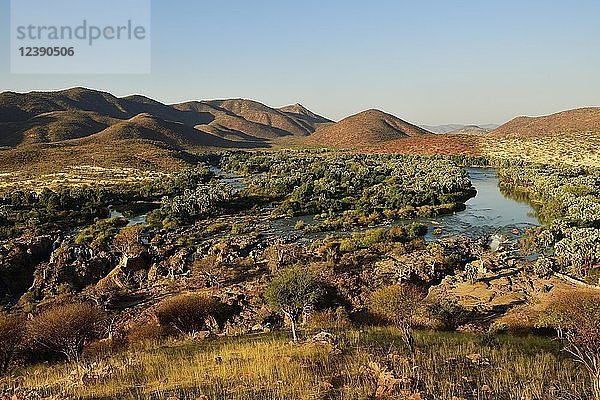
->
[1,0,599,125]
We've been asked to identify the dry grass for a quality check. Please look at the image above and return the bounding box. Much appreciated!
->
[3,329,590,400]
[0,165,168,194]
[482,132,600,167]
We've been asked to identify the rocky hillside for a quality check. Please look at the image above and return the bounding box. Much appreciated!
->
[0,88,333,148]
[306,109,432,148]
[0,88,334,172]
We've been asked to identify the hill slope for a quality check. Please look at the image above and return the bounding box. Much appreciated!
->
[491,107,600,137]
[447,125,491,135]
[0,88,325,149]
[306,109,431,148]
[278,103,333,131]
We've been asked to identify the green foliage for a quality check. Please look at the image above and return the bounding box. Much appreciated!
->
[265,267,325,340]
[339,225,426,252]
[369,284,425,328]
[75,217,128,248]
[265,267,324,317]
[369,284,425,352]
[220,151,475,223]
[500,163,600,279]
[152,182,238,227]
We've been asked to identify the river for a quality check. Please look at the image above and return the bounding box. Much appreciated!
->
[110,166,540,242]
[264,167,540,242]
[424,167,539,240]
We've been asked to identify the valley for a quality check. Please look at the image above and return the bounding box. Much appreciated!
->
[0,89,599,400]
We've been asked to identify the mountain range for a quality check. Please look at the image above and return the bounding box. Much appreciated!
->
[421,123,499,134]
[1,87,598,171]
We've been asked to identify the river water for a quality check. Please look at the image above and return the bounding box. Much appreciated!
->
[265,167,540,241]
[423,167,539,240]
[110,166,540,242]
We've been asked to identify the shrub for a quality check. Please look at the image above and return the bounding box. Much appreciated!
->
[533,256,555,278]
[369,284,425,353]
[127,322,167,347]
[154,293,224,335]
[265,267,325,341]
[74,217,128,249]
[307,307,351,330]
[426,298,471,331]
[538,289,600,399]
[0,312,24,374]
[27,303,106,362]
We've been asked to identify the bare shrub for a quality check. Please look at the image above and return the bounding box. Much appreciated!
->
[426,297,471,331]
[27,303,106,362]
[307,307,351,330]
[154,293,224,335]
[0,312,24,374]
[539,289,600,399]
[127,322,167,347]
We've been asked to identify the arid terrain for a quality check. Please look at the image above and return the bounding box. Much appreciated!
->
[0,88,599,400]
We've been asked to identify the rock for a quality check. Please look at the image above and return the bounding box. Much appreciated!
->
[489,234,510,252]
[465,353,490,366]
[196,331,211,340]
[311,331,337,345]
[121,252,151,273]
[0,235,54,300]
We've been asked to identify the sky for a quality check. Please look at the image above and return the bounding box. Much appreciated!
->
[1,0,599,125]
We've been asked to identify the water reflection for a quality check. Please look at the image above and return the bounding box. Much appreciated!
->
[424,168,539,239]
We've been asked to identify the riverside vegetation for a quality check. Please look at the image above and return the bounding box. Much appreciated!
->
[0,151,599,400]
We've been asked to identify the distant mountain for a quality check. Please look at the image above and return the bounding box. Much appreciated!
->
[278,103,333,131]
[1,87,335,171]
[420,124,465,134]
[173,101,290,141]
[491,107,600,137]
[4,87,596,172]
[201,99,313,137]
[306,109,431,148]
[422,123,498,134]
[446,125,492,135]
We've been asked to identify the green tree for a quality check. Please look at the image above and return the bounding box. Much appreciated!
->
[265,267,324,341]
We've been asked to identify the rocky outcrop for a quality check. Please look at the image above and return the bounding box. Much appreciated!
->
[27,240,116,301]
[0,235,54,302]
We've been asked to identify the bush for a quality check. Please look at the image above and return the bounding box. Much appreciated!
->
[265,267,325,341]
[27,303,106,362]
[538,289,600,399]
[154,293,224,335]
[127,322,167,347]
[74,217,128,248]
[307,307,351,330]
[369,284,425,352]
[0,312,24,374]
[426,298,471,331]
